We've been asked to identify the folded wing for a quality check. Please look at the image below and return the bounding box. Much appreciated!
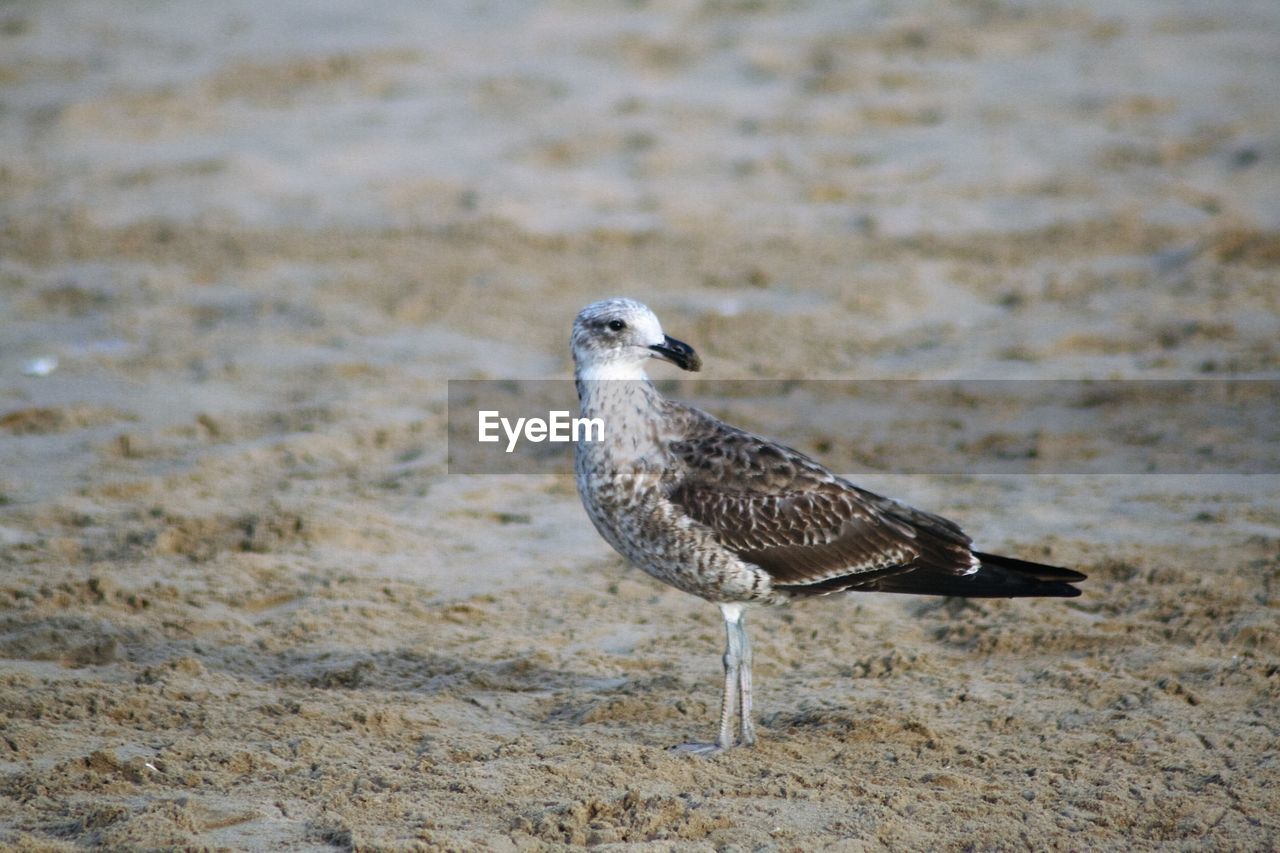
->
[666,419,978,594]
[665,411,1083,598]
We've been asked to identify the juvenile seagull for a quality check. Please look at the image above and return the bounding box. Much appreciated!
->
[572,297,1085,754]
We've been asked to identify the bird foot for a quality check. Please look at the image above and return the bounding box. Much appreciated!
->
[669,741,728,757]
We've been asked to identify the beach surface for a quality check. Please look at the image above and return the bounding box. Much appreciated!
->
[1,0,1278,848]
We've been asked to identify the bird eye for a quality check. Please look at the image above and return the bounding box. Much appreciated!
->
[607,319,627,332]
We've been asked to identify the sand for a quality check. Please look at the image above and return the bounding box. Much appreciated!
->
[1,0,1278,848]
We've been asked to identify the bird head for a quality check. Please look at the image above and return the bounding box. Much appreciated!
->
[571,298,702,380]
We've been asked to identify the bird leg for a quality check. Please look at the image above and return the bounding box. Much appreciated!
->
[672,602,753,755]
[735,610,756,746]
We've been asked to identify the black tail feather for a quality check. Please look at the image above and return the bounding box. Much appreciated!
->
[860,552,1085,598]
[973,551,1087,583]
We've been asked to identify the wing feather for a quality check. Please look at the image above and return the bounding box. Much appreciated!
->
[664,410,977,590]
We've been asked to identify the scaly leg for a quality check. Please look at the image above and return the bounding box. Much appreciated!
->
[735,611,756,746]
[672,602,750,755]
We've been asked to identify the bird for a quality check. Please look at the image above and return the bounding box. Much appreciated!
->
[571,297,1086,754]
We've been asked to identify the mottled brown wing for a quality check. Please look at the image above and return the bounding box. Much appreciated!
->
[666,420,977,589]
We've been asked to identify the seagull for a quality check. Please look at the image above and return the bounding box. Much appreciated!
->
[571,297,1086,754]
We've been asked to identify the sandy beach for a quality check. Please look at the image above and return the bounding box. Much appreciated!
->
[1,0,1278,848]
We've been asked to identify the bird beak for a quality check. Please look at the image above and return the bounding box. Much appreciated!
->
[649,335,702,372]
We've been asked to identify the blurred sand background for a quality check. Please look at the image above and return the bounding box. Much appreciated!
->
[2,0,1279,848]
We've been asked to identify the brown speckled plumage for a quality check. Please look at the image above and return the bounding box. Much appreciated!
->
[570,297,1085,753]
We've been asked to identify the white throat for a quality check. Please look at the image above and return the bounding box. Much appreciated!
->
[577,359,652,381]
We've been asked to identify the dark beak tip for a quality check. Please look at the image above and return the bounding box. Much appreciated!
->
[649,335,701,372]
